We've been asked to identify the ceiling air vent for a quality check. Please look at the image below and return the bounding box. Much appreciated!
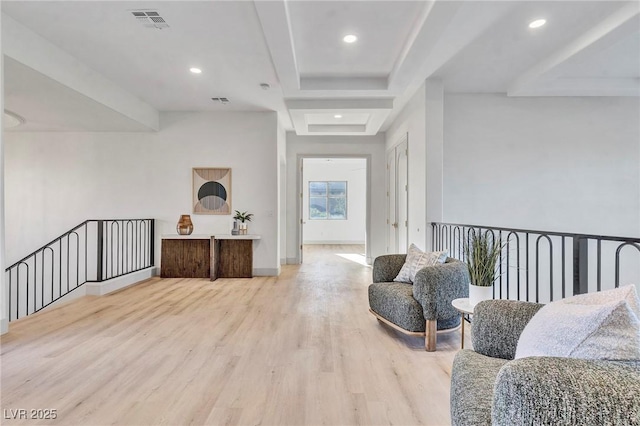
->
[211,97,230,105]
[131,10,169,30]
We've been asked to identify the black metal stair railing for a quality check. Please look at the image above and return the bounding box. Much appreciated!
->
[5,219,155,322]
[431,222,640,304]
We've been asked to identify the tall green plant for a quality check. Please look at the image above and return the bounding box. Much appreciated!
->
[464,231,503,287]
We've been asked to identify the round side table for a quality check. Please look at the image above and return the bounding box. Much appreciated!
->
[451,298,474,349]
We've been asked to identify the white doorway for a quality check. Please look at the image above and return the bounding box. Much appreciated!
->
[387,135,408,253]
[297,156,370,264]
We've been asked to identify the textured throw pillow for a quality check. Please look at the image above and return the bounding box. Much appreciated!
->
[394,244,448,284]
[515,285,640,360]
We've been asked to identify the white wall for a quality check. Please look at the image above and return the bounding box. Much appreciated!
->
[1,15,8,334]
[286,133,386,264]
[302,158,366,244]
[277,119,287,266]
[382,88,639,300]
[443,93,640,300]
[385,83,428,250]
[4,112,280,275]
[424,80,445,249]
[443,94,640,237]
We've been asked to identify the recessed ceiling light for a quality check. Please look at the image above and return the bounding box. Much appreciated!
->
[334,114,343,119]
[190,67,202,74]
[528,19,546,29]
[343,34,357,43]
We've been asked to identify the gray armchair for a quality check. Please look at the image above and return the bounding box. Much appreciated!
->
[451,299,640,425]
[368,254,469,351]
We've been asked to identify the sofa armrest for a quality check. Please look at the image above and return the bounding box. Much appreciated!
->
[372,254,406,283]
[413,258,469,321]
[472,300,544,360]
[492,357,640,426]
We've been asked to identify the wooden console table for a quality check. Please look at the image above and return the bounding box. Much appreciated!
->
[161,235,211,278]
[210,235,261,280]
[161,234,261,280]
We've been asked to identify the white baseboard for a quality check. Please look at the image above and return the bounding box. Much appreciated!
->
[280,258,287,265]
[1,317,8,335]
[253,268,280,277]
[11,267,159,321]
[286,257,299,265]
[86,267,158,296]
[303,240,365,245]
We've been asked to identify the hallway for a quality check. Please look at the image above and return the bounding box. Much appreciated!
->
[1,246,461,425]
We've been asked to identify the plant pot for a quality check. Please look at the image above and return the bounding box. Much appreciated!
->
[176,215,193,235]
[469,284,493,307]
[239,223,248,235]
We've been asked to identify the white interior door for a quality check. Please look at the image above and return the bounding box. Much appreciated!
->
[386,150,397,253]
[299,158,305,263]
[386,136,409,254]
[397,140,408,252]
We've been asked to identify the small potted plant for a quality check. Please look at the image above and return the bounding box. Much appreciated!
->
[233,210,254,235]
[464,230,503,307]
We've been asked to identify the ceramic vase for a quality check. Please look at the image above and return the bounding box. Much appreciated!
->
[176,215,194,235]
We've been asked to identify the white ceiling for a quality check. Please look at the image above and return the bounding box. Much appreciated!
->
[2,1,639,135]
[288,1,425,77]
[434,1,631,92]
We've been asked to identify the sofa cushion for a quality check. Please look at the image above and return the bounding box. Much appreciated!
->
[515,285,640,360]
[450,349,509,426]
[368,282,425,332]
[394,244,447,283]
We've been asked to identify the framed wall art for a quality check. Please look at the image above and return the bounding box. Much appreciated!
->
[192,167,232,214]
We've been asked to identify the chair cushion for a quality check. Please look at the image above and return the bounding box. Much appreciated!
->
[492,357,640,426]
[515,285,640,360]
[369,282,425,332]
[394,244,447,283]
[450,349,509,426]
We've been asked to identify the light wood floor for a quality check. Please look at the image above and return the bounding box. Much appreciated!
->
[1,245,466,426]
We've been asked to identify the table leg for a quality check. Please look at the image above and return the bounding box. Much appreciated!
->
[461,313,465,349]
[210,237,219,281]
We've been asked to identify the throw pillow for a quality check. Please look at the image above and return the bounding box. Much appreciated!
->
[515,285,640,360]
[394,244,448,284]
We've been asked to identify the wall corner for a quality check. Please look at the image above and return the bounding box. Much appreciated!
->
[424,78,445,250]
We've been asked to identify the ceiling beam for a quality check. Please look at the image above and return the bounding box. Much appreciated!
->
[383,1,516,129]
[513,77,640,97]
[286,99,393,136]
[254,0,300,93]
[300,76,387,91]
[2,14,159,131]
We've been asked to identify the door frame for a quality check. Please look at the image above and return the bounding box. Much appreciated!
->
[386,148,396,253]
[296,154,372,264]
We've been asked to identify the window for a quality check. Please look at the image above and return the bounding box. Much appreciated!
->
[309,181,347,220]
